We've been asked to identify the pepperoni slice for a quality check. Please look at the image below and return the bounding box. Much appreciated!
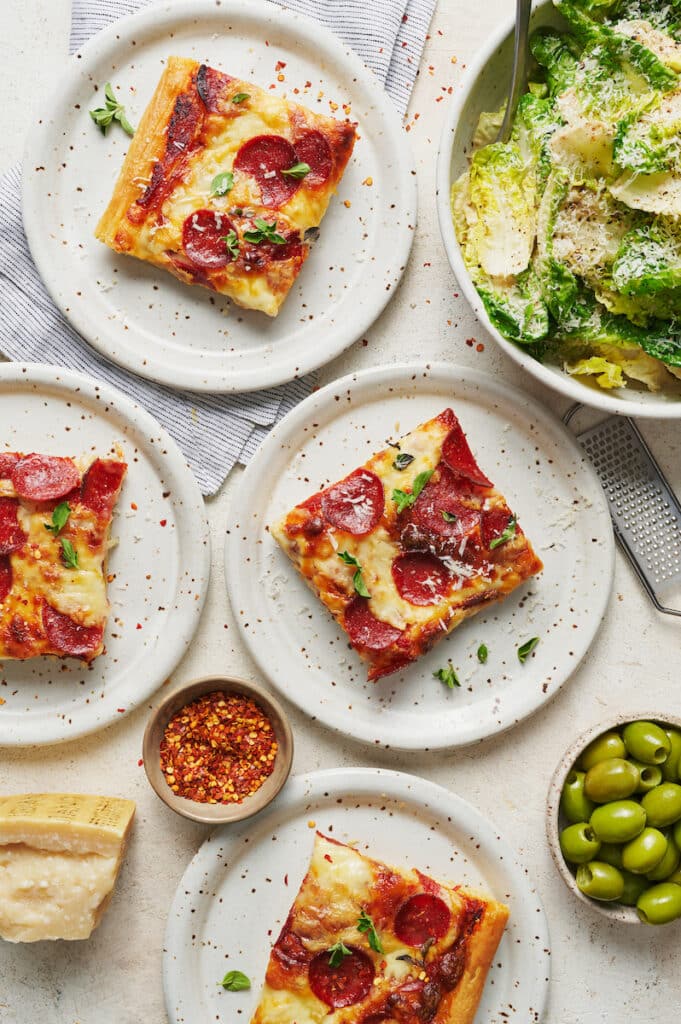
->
[409,466,481,539]
[394,894,452,947]
[11,454,80,502]
[441,414,493,488]
[308,946,374,1008]
[0,453,20,478]
[182,209,234,269]
[320,470,384,535]
[80,459,127,516]
[0,555,12,602]
[234,135,300,207]
[42,603,104,660]
[293,130,333,187]
[0,498,25,554]
[343,598,403,651]
[392,552,451,606]
[481,508,517,549]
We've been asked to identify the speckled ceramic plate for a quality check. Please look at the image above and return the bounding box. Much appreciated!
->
[0,363,210,746]
[21,0,416,393]
[226,363,614,750]
[163,768,551,1024]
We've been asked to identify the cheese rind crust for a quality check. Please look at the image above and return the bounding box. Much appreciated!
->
[251,833,509,1024]
[96,57,357,316]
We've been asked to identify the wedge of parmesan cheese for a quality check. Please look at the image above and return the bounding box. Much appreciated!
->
[0,793,135,942]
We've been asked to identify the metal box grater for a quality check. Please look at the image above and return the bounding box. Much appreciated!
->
[569,412,681,617]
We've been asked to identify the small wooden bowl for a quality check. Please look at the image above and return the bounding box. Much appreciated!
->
[143,675,294,824]
[547,712,681,923]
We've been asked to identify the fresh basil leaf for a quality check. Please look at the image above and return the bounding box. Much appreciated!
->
[434,663,460,689]
[45,502,71,535]
[282,161,311,179]
[517,637,540,664]
[222,230,240,260]
[489,514,517,550]
[243,218,287,245]
[60,538,79,570]
[219,970,251,991]
[89,82,135,137]
[327,940,352,968]
[211,171,234,197]
[477,643,488,664]
[393,452,414,471]
[357,909,383,953]
[232,92,250,104]
[338,551,371,598]
[391,469,433,514]
[442,510,457,523]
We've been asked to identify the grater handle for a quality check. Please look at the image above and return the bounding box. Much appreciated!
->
[562,404,681,618]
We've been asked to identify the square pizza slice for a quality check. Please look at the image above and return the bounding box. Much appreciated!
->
[96,57,357,316]
[251,832,509,1024]
[271,408,543,680]
[0,452,127,662]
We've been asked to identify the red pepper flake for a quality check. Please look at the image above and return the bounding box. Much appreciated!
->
[159,519,167,527]
[324,853,333,862]
[159,690,278,805]
[284,873,289,886]
[466,337,476,347]
[138,758,144,767]
[136,623,142,630]
[130,502,138,510]
[275,60,287,71]
[476,342,485,352]
[117,708,126,713]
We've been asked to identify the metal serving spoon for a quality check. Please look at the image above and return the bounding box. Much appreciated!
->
[497,0,533,142]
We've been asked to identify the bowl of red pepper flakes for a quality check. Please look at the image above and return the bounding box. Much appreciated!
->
[142,675,294,823]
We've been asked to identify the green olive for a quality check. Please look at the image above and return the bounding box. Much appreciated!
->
[630,759,663,794]
[674,819,681,850]
[580,731,626,771]
[576,861,624,901]
[647,834,681,882]
[641,783,681,828]
[662,730,681,782]
[622,828,667,874]
[619,870,650,906]
[622,721,671,765]
[665,866,681,886]
[637,882,681,925]
[597,842,623,868]
[560,770,596,824]
[560,822,601,864]
[584,758,639,803]
[590,801,647,843]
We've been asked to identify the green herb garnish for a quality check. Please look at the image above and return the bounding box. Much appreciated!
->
[211,171,234,197]
[327,940,352,968]
[434,663,460,689]
[243,218,287,245]
[89,82,135,137]
[219,970,251,991]
[45,502,71,536]
[518,637,540,664]
[392,470,433,514]
[489,514,517,550]
[357,909,383,953]
[60,538,79,570]
[222,229,240,260]
[232,92,250,104]
[282,161,311,179]
[393,452,414,471]
[338,551,370,598]
[442,510,458,523]
[477,644,488,664]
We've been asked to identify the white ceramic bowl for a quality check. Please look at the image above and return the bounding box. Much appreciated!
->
[546,712,681,924]
[436,0,681,419]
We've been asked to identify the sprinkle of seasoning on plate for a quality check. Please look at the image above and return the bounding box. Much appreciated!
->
[159,691,278,804]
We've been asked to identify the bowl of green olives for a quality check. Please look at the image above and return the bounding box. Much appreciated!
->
[547,715,681,925]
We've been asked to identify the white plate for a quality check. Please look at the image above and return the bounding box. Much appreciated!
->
[163,768,551,1024]
[22,0,416,393]
[226,363,614,750]
[0,363,210,746]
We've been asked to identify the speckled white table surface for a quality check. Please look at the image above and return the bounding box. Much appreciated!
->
[1,2,680,1022]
